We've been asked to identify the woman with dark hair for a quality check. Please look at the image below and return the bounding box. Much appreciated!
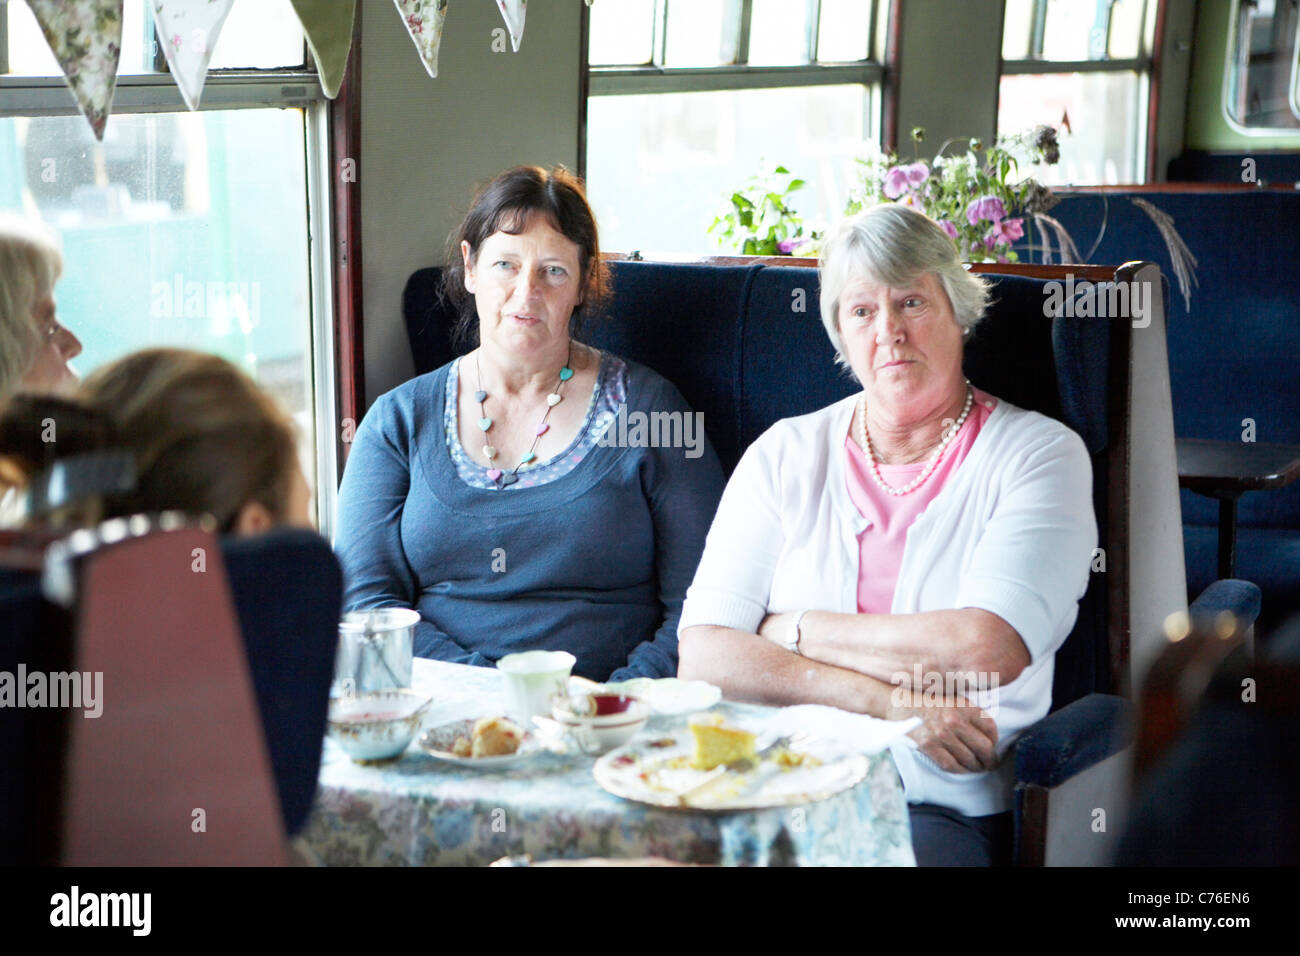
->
[335,165,723,681]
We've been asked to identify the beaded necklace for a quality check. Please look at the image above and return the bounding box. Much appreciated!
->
[858,383,973,496]
[474,344,574,490]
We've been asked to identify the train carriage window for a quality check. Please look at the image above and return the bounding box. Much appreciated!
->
[1,0,338,533]
[1224,0,1300,130]
[999,0,1158,184]
[584,0,885,255]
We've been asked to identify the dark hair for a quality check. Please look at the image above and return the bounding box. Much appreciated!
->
[442,165,610,348]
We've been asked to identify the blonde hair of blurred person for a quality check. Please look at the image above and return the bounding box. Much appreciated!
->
[0,214,82,398]
[0,348,312,534]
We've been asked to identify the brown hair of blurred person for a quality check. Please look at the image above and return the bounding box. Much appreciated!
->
[0,348,312,533]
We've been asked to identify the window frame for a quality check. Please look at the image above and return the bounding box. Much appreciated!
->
[1220,0,1300,136]
[0,7,358,538]
[997,0,1163,184]
[584,0,885,103]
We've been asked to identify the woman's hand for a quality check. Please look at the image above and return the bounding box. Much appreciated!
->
[889,690,999,773]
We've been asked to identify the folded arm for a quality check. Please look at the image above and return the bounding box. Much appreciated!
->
[759,607,1031,686]
[679,624,998,772]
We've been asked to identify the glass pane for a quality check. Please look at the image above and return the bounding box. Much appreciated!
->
[0,109,317,497]
[749,0,810,66]
[1107,0,1146,59]
[1224,0,1300,129]
[1040,0,1100,60]
[998,71,1145,184]
[207,0,305,70]
[588,0,657,65]
[6,0,154,76]
[587,85,871,255]
[663,0,734,67]
[1001,0,1035,60]
[817,0,872,62]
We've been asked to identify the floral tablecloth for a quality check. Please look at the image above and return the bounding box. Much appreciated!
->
[298,659,916,866]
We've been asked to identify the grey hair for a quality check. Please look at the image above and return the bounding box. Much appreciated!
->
[817,204,991,371]
[0,214,63,398]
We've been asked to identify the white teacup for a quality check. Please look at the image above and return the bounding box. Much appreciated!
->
[497,650,576,724]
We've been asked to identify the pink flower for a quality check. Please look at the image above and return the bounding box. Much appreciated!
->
[965,195,1006,226]
[407,14,424,33]
[938,220,959,240]
[882,161,929,199]
[777,238,804,254]
[988,216,1025,244]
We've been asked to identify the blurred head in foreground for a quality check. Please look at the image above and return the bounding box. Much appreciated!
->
[0,348,312,533]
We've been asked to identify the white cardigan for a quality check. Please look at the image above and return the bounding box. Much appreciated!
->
[680,394,1097,815]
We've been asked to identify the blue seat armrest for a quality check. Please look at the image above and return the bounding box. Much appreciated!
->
[1014,693,1133,789]
[1189,579,1262,630]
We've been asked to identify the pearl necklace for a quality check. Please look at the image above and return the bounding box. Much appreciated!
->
[858,384,973,497]
[474,344,574,489]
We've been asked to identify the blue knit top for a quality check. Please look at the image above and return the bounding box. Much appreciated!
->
[333,352,725,681]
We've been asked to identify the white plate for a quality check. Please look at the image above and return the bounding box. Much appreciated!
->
[418,718,544,769]
[592,727,869,811]
[602,678,722,715]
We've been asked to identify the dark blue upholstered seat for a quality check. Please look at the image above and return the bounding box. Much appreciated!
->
[1019,190,1300,626]
[222,527,343,836]
[0,568,72,864]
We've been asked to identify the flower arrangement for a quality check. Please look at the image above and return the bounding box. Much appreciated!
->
[711,125,1075,264]
[844,125,1066,263]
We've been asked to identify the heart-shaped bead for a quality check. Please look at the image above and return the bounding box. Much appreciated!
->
[483,445,497,459]
[487,468,502,482]
[478,417,492,431]
[520,451,536,464]
[500,473,519,486]
[535,423,550,436]
[474,390,487,403]
[546,393,562,407]
[559,366,574,381]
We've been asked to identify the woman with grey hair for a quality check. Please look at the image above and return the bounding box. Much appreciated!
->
[678,203,1097,866]
[0,214,82,398]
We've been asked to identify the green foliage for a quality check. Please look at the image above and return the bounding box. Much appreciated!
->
[707,164,819,257]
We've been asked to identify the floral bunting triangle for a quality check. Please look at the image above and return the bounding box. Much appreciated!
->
[393,0,449,78]
[27,0,125,140]
[148,0,236,111]
[495,0,526,53]
[289,0,357,99]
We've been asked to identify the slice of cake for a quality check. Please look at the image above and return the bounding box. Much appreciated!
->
[688,712,756,770]
[471,716,523,757]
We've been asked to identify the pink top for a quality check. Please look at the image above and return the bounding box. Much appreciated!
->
[844,388,998,614]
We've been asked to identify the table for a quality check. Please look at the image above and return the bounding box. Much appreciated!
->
[299,659,916,866]
[1176,438,1300,578]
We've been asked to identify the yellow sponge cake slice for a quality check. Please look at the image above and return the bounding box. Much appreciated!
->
[688,713,756,770]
